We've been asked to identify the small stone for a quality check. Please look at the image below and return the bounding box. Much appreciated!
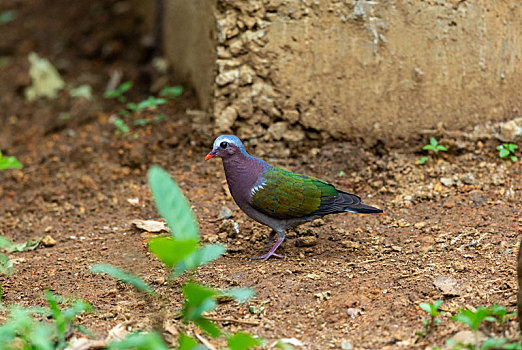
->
[217,206,234,220]
[440,177,455,187]
[282,109,300,124]
[215,70,239,86]
[219,219,239,238]
[449,330,486,345]
[461,173,475,185]
[443,200,456,209]
[238,65,255,85]
[452,261,466,272]
[311,219,325,227]
[433,276,464,296]
[216,106,238,131]
[154,277,166,285]
[283,129,305,142]
[132,219,169,233]
[500,117,522,142]
[295,236,317,247]
[42,235,56,247]
[414,222,427,229]
[294,226,314,236]
[341,240,360,249]
[267,121,288,141]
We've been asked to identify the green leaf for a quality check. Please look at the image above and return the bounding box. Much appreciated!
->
[182,282,218,323]
[430,137,438,147]
[453,307,493,331]
[0,236,13,249]
[0,253,14,275]
[422,145,435,151]
[481,337,507,350]
[0,154,23,170]
[507,143,518,152]
[497,145,503,151]
[194,317,221,338]
[148,237,198,267]
[135,96,167,111]
[178,334,201,350]
[220,288,255,304]
[418,156,428,165]
[28,323,54,350]
[499,148,510,158]
[436,145,448,151]
[183,282,217,309]
[108,331,169,350]
[6,237,41,252]
[173,244,226,277]
[148,166,199,240]
[228,332,262,350]
[160,86,184,98]
[0,10,17,25]
[90,264,153,294]
[511,155,518,162]
[419,303,433,315]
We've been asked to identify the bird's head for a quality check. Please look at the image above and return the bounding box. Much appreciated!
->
[205,135,246,161]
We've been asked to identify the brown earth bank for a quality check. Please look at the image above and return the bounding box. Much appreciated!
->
[0,0,521,349]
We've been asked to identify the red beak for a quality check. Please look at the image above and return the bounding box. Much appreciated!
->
[205,151,216,160]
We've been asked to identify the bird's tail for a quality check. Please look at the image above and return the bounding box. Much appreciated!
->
[344,202,383,214]
[338,191,383,214]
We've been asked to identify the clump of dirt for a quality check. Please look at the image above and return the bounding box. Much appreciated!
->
[0,0,521,349]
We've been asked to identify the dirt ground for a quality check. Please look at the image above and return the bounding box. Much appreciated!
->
[0,1,521,349]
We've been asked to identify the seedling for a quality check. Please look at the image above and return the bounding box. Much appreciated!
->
[104,81,133,102]
[113,117,129,134]
[486,304,516,326]
[0,10,16,24]
[452,306,501,349]
[0,151,22,170]
[127,96,167,113]
[418,137,448,165]
[249,300,268,315]
[497,143,518,162]
[0,290,92,349]
[417,300,443,337]
[160,85,184,98]
[92,166,260,349]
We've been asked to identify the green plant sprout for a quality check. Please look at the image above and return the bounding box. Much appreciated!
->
[0,290,92,349]
[113,117,129,134]
[91,166,261,349]
[126,96,167,113]
[0,151,22,170]
[497,143,518,162]
[0,10,17,25]
[159,85,183,98]
[417,300,443,337]
[418,137,448,165]
[104,81,133,102]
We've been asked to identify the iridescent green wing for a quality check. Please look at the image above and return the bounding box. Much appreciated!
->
[251,166,338,219]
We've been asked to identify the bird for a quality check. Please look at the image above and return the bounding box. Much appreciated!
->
[205,135,383,261]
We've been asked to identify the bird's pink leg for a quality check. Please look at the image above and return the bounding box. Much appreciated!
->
[252,234,285,261]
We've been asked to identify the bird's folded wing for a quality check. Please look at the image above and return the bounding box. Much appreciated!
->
[250,167,338,219]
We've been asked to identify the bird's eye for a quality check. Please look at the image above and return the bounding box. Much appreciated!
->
[220,141,228,149]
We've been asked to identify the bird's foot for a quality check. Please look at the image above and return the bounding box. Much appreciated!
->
[251,252,284,261]
[252,236,285,261]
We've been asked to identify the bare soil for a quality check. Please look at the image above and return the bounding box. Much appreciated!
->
[0,1,520,349]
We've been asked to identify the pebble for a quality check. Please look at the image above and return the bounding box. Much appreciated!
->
[461,173,474,185]
[42,235,56,247]
[295,236,317,247]
[443,200,456,209]
[440,177,455,187]
[433,276,464,296]
[341,240,360,249]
